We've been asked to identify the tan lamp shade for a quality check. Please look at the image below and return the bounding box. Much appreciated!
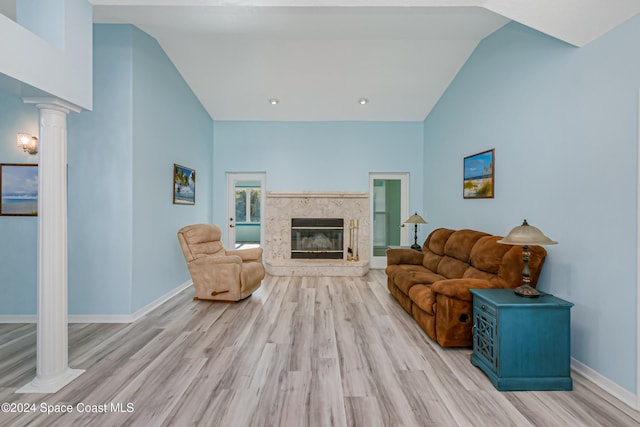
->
[497,219,557,246]
[404,213,427,224]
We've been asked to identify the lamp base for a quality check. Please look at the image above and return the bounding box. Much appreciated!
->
[513,284,540,298]
[410,243,422,251]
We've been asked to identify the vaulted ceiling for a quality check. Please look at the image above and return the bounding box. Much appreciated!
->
[4,1,640,121]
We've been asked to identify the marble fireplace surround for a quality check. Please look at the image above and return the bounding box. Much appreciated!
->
[264,191,369,276]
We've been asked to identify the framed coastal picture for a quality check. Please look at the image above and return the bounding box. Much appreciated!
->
[0,163,38,216]
[173,164,195,205]
[463,149,494,199]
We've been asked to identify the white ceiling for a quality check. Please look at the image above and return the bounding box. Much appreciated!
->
[4,1,640,121]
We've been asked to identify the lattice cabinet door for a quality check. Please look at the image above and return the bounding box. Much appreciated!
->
[473,305,498,374]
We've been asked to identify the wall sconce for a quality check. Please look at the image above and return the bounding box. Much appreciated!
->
[16,133,38,155]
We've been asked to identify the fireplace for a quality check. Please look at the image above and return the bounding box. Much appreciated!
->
[291,218,344,259]
[264,191,369,276]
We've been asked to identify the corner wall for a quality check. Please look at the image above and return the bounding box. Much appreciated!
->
[423,19,640,394]
[130,26,213,312]
[64,24,212,316]
[67,25,133,315]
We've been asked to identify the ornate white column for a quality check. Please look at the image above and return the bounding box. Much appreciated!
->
[17,98,84,394]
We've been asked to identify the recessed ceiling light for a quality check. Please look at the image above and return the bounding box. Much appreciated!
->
[358,98,369,105]
[268,98,279,105]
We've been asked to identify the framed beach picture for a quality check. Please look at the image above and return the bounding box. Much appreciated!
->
[0,163,38,216]
[173,164,195,205]
[463,149,494,199]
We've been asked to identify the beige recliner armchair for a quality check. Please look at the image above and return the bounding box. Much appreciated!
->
[177,224,265,302]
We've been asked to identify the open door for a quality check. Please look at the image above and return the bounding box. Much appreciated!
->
[226,172,266,249]
[369,173,409,269]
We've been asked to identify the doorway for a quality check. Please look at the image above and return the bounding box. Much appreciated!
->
[226,172,266,250]
[369,173,409,269]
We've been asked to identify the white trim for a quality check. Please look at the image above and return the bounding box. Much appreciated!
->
[16,368,85,394]
[637,88,640,410]
[0,314,37,323]
[70,280,193,324]
[572,358,638,412]
[68,314,141,324]
[267,191,367,198]
[0,281,192,325]
[23,97,82,114]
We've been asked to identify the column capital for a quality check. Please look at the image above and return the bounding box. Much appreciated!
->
[22,97,82,114]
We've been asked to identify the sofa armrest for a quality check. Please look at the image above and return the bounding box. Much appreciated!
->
[226,247,263,262]
[431,278,501,302]
[386,248,424,266]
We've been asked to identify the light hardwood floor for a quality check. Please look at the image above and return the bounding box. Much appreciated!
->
[1,270,639,426]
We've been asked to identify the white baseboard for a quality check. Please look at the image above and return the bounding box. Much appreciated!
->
[0,280,192,324]
[0,314,37,323]
[572,357,638,411]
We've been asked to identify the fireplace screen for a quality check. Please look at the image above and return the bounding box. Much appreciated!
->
[291,218,344,259]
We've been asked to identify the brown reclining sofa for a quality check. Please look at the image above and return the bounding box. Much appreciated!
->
[386,228,546,347]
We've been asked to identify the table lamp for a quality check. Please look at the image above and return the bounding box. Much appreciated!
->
[404,213,427,250]
[497,219,557,297]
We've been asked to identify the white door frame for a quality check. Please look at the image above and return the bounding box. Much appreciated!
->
[226,172,266,250]
[369,172,410,269]
[636,89,640,410]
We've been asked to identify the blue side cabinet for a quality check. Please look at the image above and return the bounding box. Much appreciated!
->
[470,289,574,391]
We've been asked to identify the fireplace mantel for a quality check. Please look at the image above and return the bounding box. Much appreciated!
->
[264,191,369,276]
[267,191,368,199]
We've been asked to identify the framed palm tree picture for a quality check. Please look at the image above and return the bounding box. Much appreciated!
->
[173,164,195,205]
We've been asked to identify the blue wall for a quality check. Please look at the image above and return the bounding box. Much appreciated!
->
[64,24,212,315]
[212,121,424,232]
[130,27,213,312]
[0,94,39,314]
[67,25,134,315]
[424,19,640,393]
